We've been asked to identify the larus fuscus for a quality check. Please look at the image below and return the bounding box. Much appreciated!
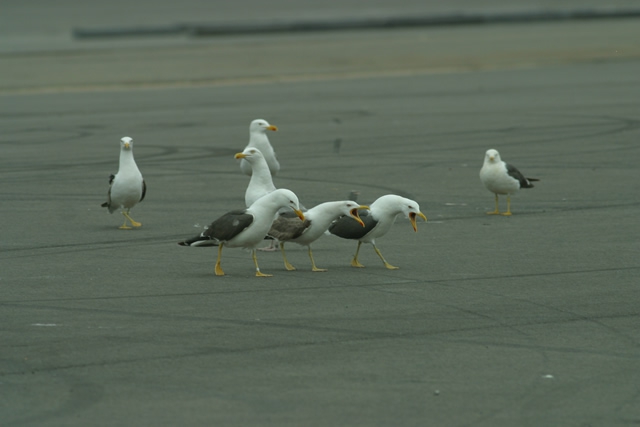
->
[268,200,368,272]
[235,147,276,207]
[479,149,539,216]
[178,188,304,277]
[328,195,427,269]
[101,136,146,229]
[235,147,281,250]
[239,119,279,176]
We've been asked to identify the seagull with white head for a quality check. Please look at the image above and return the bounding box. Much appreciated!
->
[178,189,304,277]
[101,136,146,229]
[235,147,283,251]
[479,149,539,216]
[328,195,427,269]
[240,119,279,176]
[235,147,276,207]
[268,200,368,272]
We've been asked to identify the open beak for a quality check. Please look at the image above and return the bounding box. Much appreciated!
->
[267,125,278,132]
[349,206,368,227]
[409,211,427,232]
[293,209,305,221]
[234,152,246,159]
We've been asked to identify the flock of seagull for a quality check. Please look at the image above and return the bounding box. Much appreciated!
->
[102,119,538,277]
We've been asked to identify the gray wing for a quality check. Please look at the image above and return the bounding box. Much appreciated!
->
[329,209,377,240]
[178,209,253,246]
[506,163,538,189]
[268,214,311,242]
[203,209,254,241]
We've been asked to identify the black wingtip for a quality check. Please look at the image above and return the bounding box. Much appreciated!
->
[522,177,539,189]
[101,202,108,207]
[177,235,219,247]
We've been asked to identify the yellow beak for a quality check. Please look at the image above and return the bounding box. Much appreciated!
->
[349,208,365,227]
[234,152,246,159]
[293,209,305,221]
[409,211,427,232]
[267,125,278,132]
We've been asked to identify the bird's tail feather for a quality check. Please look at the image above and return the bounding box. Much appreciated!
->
[523,177,539,188]
[178,234,219,247]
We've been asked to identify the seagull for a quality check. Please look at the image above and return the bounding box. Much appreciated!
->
[235,147,282,250]
[178,189,304,277]
[268,200,368,272]
[239,119,279,176]
[479,149,539,216]
[328,195,427,269]
[235,147,276,207]
[101,136,146,229]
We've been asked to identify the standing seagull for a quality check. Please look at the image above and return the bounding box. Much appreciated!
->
[239,119,279,176]
[235,147,280,250]
[235,148,276,207]
[329,195,427,270]
[479,149,539,216]
[101,136,146,229]
[178,189,304,277]
[268,201,368,272]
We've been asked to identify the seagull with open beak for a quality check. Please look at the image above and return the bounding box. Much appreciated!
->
[328,194,427,269]
[268,201,369,272]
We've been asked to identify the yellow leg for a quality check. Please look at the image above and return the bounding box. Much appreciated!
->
[374,244,399,270]
[122,210,142,227]
[486,193,501,215]
[350,241,365,268]
[215,244,225,276]
[118,216,132,230]
[501,195,513,216]
[253,249,272,277]
[280,242,296,271]
[308,246,327,272]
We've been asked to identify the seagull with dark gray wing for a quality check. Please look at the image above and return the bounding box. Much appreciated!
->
[479,149,539,216]
[328,195,426,270]
[178,189,304,277]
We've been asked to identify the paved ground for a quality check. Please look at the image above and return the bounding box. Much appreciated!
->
[1,3,640,426]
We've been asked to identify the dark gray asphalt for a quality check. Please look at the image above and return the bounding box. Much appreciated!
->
[1,7,640,427]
